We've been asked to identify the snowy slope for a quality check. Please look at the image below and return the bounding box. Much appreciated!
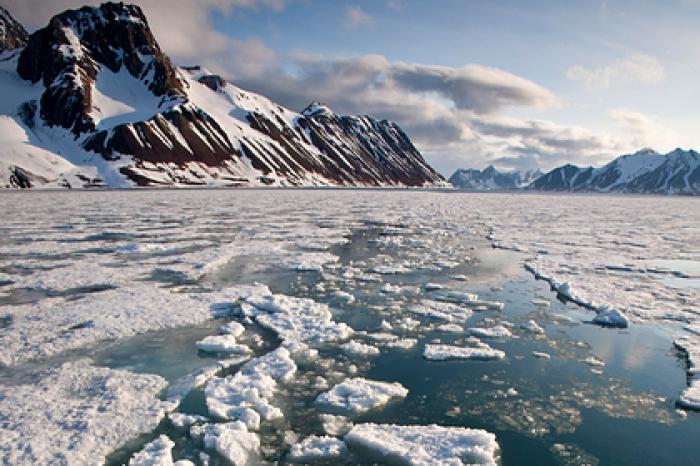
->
[0,3,445,189]
[530,148,700,194]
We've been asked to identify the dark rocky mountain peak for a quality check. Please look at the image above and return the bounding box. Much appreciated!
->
[0,6,28,51]
[17,2,185,135]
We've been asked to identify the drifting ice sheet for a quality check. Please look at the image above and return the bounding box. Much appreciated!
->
[344,423,499,466]
[316,378,409,415]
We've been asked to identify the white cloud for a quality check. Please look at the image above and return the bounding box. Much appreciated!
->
[566,54,665,89]
[345,5,374,30]
[609,108,678,152]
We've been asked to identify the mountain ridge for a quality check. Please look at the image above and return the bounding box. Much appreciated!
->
[0,2,446,189]
[449,165,543,191]
[529,148,700,194]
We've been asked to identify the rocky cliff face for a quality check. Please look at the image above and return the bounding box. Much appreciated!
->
[0,6,28,50]
[1,2,445,188]
[529,149,700,194]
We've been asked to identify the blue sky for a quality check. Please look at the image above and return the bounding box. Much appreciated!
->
[8,0,700,175]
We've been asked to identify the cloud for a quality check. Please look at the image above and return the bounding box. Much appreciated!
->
[566,54,665,89]
[344,5,374,30]
[2,0,287,62]
[609,108,678,152]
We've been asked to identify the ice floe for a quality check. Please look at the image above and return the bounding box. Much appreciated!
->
[201,421,260,466]
[129,435,194,466]
[424,344,506,361]
[344,423,499,466]
[0,360,172,465]
[196,335,251,354]
[287,435,348,462]
[468,324,513,339]
[340,340,380,357]
[316,378,409,415]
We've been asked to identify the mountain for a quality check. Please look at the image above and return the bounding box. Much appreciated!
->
[449,165,543,190]
[0,2,445,189]
[0,6,28,50]
[529,148,700,194]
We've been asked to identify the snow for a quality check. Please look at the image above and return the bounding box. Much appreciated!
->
[424,344,506,361]
[0,360,172,465]
[196,335,251,354]
[287,435,348,462]
[316,378,409,415]
[344,423,499,466]
[90,68,164,130]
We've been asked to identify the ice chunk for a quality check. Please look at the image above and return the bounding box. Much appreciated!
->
[468,325,512,339]
[583,356,606,367]
[409,300,473,322]
[386,338,418,350]
[532,351,551,359]
[341,341,380,357]
[219,321,245,336]
[169,413,208,429]
[196,335,251,354]
[520,320,545,335]
[202,421,260,466]
[205,348,296,429]
[678,379,700,410]
[129,435,195,466]
[287,435,348,462]
[344,423,499,466]
[316,378,408,415]
[437,323,464,333]
[320,414,353,436]
[424,344,505,361]
[245,293,353,344]
[592,307,630,328]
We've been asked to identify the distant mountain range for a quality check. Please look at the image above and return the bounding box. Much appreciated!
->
[450,149,700,195]
[529,148,700,194]
[449,166,543,191]
[0,3,446,189]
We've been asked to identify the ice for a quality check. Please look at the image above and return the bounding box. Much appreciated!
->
[409,300,473,322]
[468,325,513,339]
[129,435,194,466]
[320,414,354,436]
[341,340,381,357]
[424,344,506,361]
[0,360,172,465]
[437,323,465,333]
[532,351,551,359]
[202,422,260,466]
[282,252,338,272]
[196,335,251,354]
[344,423,499,466]
[583,356,606,367]
[0,284,261,366]
[520,320,545,334]
[169,413,208,429]
[245,292,353,345]
[678,379,700,410]
[386,338,418,350]
[287,435,348,462]
[205,348,297,429]
[316,378,409,415]
[219,321,246,336]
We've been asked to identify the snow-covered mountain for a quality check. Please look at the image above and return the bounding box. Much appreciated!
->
[0,3,445,189]
[529,148,700,194]
[449,165,543,190]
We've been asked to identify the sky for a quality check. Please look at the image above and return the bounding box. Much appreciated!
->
[4,0,700,176]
